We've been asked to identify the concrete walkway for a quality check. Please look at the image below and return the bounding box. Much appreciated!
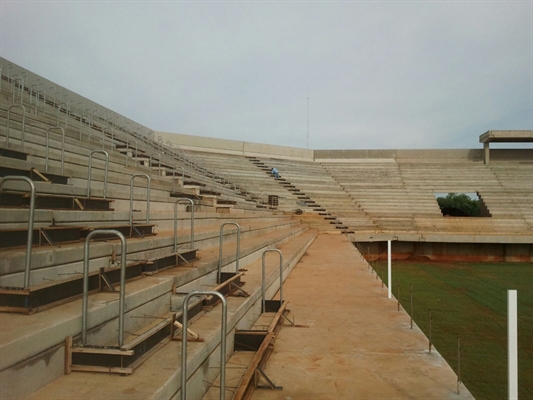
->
[252,233,475,400]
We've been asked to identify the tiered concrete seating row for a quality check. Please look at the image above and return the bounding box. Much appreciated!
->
[0,65,318,400]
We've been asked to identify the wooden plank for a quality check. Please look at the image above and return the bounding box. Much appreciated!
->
[71,347,134,356]
[31,168,50,183]
[74,198,85,210]
[233,332,275,400]
[64,336,72,375]
[70,365,133,375]
[267,301,289,333]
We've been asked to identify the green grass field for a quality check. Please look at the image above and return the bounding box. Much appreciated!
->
[372,261,533,400]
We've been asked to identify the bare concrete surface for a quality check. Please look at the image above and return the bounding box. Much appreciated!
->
[251,233,475,400]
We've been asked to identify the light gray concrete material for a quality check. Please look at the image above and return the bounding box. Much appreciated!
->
[15,229,316,400]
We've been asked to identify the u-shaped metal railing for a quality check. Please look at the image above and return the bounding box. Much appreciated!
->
[87,150,109,199]
[261,249,284,312]
[79,113,92,141]
[172,166,185,192]
[6,104,26,150]
[81,230,127,347]
[174,199,195,252]
[103,127,114,151]
[218,223,241,283]
[181,290,227,400]
[57,102,68,127]
[149,152,161,177]
[129,174,151,225]
[45,126,65,174]
[125,139,138,167]
[0,176,35,288]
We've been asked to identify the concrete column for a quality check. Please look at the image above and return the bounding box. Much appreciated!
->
[483,142,490,165]
[508,290,518,400]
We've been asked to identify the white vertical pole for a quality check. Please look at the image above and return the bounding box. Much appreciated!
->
[387,240,392,299]
[508,289,518,400]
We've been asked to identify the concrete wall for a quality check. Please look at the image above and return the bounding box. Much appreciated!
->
[314,149,484,162]
[354,241,533,262]
[155,131,314,161]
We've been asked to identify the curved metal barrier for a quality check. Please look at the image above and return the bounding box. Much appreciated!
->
[6,104,26,150]
[129,174,151,225]
[87,150,109,199]
[81,229,127,347]
[125,139,138,167]
[45,126,65,174]
[218,222,241,283]
[261,249,284,312]
[174,199,195,252]
[0,176,36,288]
[149,152,161,177]
[181,290,227,400]
[172,166,185,192]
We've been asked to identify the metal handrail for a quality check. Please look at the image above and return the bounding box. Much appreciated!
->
[0,176,36,288]
[57,102,68,127]
[6,104,26,150]
[125,139,138,167]
[174,199,194,252]
[172,166,186,192]
[103,127,114,151]
[87,150,109,198]
[45,126,65,174]
[79,113,92,141]
[11,76,24,104]
[129,174,151,225]
[218,222,241,283]
[149,152,162,177]
[181,290,227,400]
[81,229,127,347]
[35,90,46,115]
[261,249,284,312]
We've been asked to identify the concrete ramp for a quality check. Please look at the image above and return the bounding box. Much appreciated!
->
[251,233,474,400]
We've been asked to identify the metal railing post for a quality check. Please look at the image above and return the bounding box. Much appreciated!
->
[45,126,65,174]
[218,223,241,283]
[87,150,109,198]
[103,127,114,151]
[129,174,151,225]
[6,104,26,150]
[0,176,36,288]
[181,290,227,400]
[172,166,185,192]
[81,230,127,347]
[125,139,138,167]
[261,249,284,312]
[174,199,195,252]
[149,152,161,177]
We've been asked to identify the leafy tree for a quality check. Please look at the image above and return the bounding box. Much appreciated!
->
[437,193,481,217]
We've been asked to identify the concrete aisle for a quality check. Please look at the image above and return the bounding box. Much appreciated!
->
[251,233,474,400]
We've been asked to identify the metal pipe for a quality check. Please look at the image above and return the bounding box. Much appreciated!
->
[0,176,36,288]
[87,150,109,199]
[129,174,151,225]
[181,290,227,400]
[261,249,284,312]
[45,126,65,174]
[79,113,92,141]
[149,153,161,177]
[36,90,46,115]
[217,223,241,283]
[174,199,194,252]
[57,102,68,126]
[6,104,26,150]
[125,139,138,167]
[81,230,127,347]
[103,127,114,151]
[172,166,185,192]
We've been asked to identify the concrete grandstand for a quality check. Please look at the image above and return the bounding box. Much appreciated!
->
[0,57,531,399]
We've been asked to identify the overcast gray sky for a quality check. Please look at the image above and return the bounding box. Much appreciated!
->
[1,1,532,150]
